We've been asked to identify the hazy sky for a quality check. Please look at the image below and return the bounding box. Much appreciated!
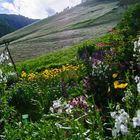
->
[0,0,82,19]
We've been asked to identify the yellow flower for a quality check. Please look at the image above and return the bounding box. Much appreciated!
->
[117,83,128,89]
[41,64,81,80]
[21,71,27,78]
[108,86,111,93]
[114,81,119,89]
[114,81,128,89]
[112,73,118,78]
[28,73,36,81]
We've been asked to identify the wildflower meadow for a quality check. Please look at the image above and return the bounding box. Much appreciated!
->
[0,3,140,140]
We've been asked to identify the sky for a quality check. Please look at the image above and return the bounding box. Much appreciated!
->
[0,0,82,19]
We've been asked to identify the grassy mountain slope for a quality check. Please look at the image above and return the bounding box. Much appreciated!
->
[0,0,123,62]
[0,14,38,37]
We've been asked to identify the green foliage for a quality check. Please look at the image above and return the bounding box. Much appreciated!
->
[17,46,78,73]
[8,79,62,121]
[117,3,140,37]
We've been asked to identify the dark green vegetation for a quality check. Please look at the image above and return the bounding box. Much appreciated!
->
[0,14,38,37]
[0,0,124,62]
[0,3,140,139]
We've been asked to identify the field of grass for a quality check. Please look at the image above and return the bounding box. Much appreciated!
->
[0,0,123,62]
[16,45,79,72]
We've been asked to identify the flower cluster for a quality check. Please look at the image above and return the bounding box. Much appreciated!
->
[42,64,81,79]
[0,51,9,65]
[0,50,14,84]
[133,38,140,65]
[49,99,73,114]
[122,89,133,102]
[111,106,129,137]
[20,71,36,81]
[92,60,111,79]
[21,71,27,78]
[133,37,140,54]
[69,96,88,109]
[28,73,36,81]
[0,69,7,83]
[20,64,82,81]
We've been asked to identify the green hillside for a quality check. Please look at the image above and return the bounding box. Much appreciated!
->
[0,0,124,62]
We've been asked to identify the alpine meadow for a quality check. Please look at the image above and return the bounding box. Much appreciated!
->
[0,0,140,139]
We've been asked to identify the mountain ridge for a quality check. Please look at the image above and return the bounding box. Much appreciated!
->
[0,14,38,37]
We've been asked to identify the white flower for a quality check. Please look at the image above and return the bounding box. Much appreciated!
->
[8,63,12,67]
[137,82,140,94]
[112,129,119,137]
[137,110,140,118]
[132,110,140,128]
[65,105,73,114]
[53,100,62,109]
[135,76,140,83]
[110,112,117,119]
[133,117,140,128]
[116,105,120,110]
[120,124,128,134]
[111,107,129,136]
[49,107,54,113]
[122,97,126,102]
[118,109,125,114]
[134,41,137,52]
[115,121,121,130]
[57,108,63,114]
[138,38,140,46]
[0,69,3,78]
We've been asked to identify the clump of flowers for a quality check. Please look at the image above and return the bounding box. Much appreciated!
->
[20,64,83,81]
[133,37,140,66]
[69,96,88,109]
[0,50,16,84]
[28,73,36,81]
[92,60,111,80]
[0,51,9,65]
[21,71,27,79]
[111,106,129,137]
[49,98,73,114]
[0,69,7,83]
[42,64,81,80]
[122,89,133,102]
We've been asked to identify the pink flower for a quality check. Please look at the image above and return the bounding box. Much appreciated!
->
[82,101,88,109]
[70,96,88,109]
[96,42,106,48]
[70,99,78,107]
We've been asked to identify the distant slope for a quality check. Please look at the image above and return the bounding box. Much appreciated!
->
[0,14,38,37]
[0,0,124,62]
